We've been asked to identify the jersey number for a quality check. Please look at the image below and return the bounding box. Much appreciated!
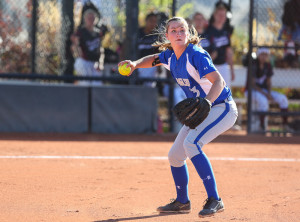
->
[189,86,200,97]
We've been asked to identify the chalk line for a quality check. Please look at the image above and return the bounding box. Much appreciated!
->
[0,156,299,162]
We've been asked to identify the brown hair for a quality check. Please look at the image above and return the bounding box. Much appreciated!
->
[152,17,203,51]
[193,12,205,20]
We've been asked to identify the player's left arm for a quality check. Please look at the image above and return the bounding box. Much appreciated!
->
[205,71,226,104]
[96,46,105,71]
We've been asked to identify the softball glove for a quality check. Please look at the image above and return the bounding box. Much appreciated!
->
[173,97,211,129]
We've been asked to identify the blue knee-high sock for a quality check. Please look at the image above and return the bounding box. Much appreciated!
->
[191,151,219,200]
[171,164,189,204]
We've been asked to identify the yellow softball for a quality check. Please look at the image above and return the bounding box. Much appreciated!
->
[118,63,131,76]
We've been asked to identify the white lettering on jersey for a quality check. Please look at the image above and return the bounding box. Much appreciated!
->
[176,78,190,87]
[189,86,200,97]
[200,39,210,48]
[256,75,267,85]
[214,36,229,48]
[87,38,100,51]
[138,44,153,50]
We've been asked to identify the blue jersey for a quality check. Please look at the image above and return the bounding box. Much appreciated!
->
[159,44,231,106]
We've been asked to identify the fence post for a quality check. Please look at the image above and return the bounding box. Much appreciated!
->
[61,0,75,82]
[247,0,254,134]
[172,0,176,17]
[167,0,177,132]
[31,0,38,73]
[125,0,138,61]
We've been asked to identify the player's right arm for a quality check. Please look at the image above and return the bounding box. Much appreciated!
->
[118,53,161,76]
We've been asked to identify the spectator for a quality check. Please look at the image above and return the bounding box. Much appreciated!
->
[137,12,159,87]
[278,0,300,68]
[192,12,208,37]
[281,0,300,43]
[245,48,293,132]
[185,17,193,27]
[202,1,235,88]
[282,40,298,68]
[71,2,107,85]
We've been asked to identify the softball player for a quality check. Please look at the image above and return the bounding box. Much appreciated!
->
[118,17,238,218]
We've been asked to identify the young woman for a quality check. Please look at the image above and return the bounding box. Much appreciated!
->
[192,12,208,37]
[118,17,238,218]
[202,2,235,88]
[71,8,106,85]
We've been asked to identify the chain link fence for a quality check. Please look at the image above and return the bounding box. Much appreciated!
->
[1,0,300,133]
[0,0,127,75]
[250,0,300,133]
[0,0,32,73]
[174,0,300,133]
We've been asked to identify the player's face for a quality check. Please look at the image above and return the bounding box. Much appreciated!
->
[166,21,189,47]
[258,53,269,63]
[214,8,227,25]
[145,16,158,32]
[84,12,96,27]
[193,14,207,29]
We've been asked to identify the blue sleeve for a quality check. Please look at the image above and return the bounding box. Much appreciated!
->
[158,49,172,65]
[192,52,217,78]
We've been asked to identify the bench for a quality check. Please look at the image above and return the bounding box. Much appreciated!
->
[231,65,300,89]
[233,97,300,131]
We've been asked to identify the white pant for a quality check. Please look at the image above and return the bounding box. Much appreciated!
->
[168,100,238,167]
[74,57,103,86]
[138,67,157,87]
[245,89,288,111]
[215,63,231,88]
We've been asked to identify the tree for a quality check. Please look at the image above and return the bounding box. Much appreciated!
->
[0,0,31,73]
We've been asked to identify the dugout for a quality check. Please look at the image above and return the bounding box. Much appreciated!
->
[0,82,157,133]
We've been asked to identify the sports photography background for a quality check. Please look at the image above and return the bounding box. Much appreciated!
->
[0,0,300,221]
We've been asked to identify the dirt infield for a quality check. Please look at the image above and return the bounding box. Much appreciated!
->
[0,131,299,222]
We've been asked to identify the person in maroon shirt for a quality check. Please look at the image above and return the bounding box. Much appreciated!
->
[202,2,235,88]
[71,6,106,85]
[245,48,292,132]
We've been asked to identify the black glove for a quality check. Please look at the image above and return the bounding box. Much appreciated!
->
[173,97,211,129]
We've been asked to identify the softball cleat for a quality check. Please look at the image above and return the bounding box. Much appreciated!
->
[157,199,191,213]
[198,197,224,217]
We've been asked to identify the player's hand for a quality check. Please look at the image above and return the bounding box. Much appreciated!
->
[94,62,101,71]
[118,60,136,76]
